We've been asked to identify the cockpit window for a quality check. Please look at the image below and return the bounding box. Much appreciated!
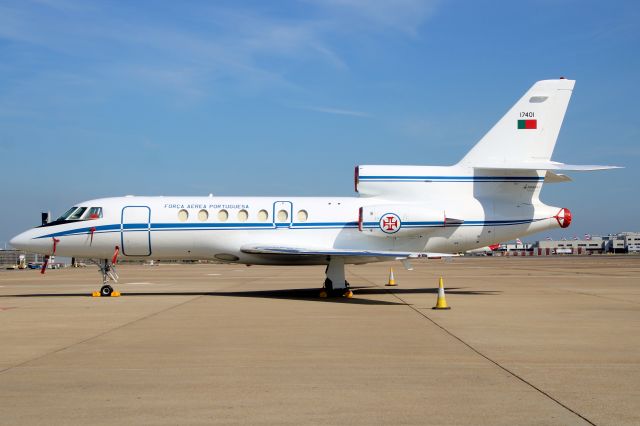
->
[87,207,103,219]
[52,206,103,224]
[56,207,78,221]
[68,207,88,220]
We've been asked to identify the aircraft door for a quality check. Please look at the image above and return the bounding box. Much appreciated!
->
[121,206,151,256]
[273,201,293,228]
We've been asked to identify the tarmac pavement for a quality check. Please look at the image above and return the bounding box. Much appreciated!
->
[0,256,639,425]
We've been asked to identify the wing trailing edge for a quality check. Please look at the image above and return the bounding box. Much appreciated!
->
[241,245,456,259]
[241,245,414,258]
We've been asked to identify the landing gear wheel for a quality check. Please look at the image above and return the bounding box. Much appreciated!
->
[320,278,332,298]
[324,278,334,291]
[100,285,113,297]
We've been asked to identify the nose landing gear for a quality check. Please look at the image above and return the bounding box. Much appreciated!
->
[91,247,121,297]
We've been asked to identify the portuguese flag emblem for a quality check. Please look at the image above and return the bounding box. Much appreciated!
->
[518,119,537,129]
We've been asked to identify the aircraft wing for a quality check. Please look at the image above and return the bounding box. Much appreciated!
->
[241,245,457,262]
[241,245,415,258]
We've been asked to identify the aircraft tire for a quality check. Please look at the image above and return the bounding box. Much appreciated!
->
[100,285,113,297]
[324,278,333,291]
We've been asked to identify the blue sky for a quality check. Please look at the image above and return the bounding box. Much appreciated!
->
[1,0,638,246]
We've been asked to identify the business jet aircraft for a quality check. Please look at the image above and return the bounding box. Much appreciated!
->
[10,79,618,297]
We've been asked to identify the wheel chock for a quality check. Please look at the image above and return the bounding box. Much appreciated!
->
[111,291,121,297]
[343,290,353,298]
[386,267,397,286]
[92,291,101,297]
[432,277,451,310]
[319,290,328,298]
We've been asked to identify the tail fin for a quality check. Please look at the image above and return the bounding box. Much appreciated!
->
[458,78,575,167]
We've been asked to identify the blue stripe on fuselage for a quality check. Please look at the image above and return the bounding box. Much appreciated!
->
[359,175,543,182]
[34,218,543,239]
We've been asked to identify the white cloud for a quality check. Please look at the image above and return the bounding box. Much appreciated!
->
[0,1,441,100]
[297,105,370,117]
[308,0,440,36]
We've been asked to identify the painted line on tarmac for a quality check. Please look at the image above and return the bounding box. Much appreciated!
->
[555,288,640,306]
[394,295,596,425]
[348,269,597,426]
[0,295,204,376]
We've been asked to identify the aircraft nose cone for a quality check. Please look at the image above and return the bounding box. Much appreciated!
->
[10,231,30,251]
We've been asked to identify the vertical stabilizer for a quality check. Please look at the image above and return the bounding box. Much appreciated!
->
[458,79,575,167]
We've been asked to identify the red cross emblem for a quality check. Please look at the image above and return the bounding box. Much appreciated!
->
[379,213,401,234]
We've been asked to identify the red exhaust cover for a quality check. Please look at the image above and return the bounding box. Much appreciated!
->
[555,208,572,229]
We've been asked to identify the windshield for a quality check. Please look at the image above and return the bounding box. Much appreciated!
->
[68,207,88,220]
[56,207,78,221]
[54,206,103,222]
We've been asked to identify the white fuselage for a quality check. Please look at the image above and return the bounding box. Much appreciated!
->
[10,166,566,265]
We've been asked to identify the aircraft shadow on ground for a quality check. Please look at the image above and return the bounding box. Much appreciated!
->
[0,286,500,305]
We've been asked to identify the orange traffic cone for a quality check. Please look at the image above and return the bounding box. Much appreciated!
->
[386,267,397,286]
[432,277,451,310]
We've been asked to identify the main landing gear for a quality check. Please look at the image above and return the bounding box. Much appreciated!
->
[320,257,353,298]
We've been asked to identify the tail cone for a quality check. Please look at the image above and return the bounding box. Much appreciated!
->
[554,208,572,229]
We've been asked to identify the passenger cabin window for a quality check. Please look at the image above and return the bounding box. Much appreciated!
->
[198,209,209,221]
[277,209,289,222]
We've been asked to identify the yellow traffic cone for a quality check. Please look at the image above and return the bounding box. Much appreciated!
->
[386,267,397,286]
[432,277,451,310]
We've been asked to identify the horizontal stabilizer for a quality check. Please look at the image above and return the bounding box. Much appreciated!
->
[473,161,621,171]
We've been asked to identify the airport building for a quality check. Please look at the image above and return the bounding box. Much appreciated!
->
[493,232,640,256]
[0,250,41,268]
[616,232,640,253]
[536,239,604,255]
